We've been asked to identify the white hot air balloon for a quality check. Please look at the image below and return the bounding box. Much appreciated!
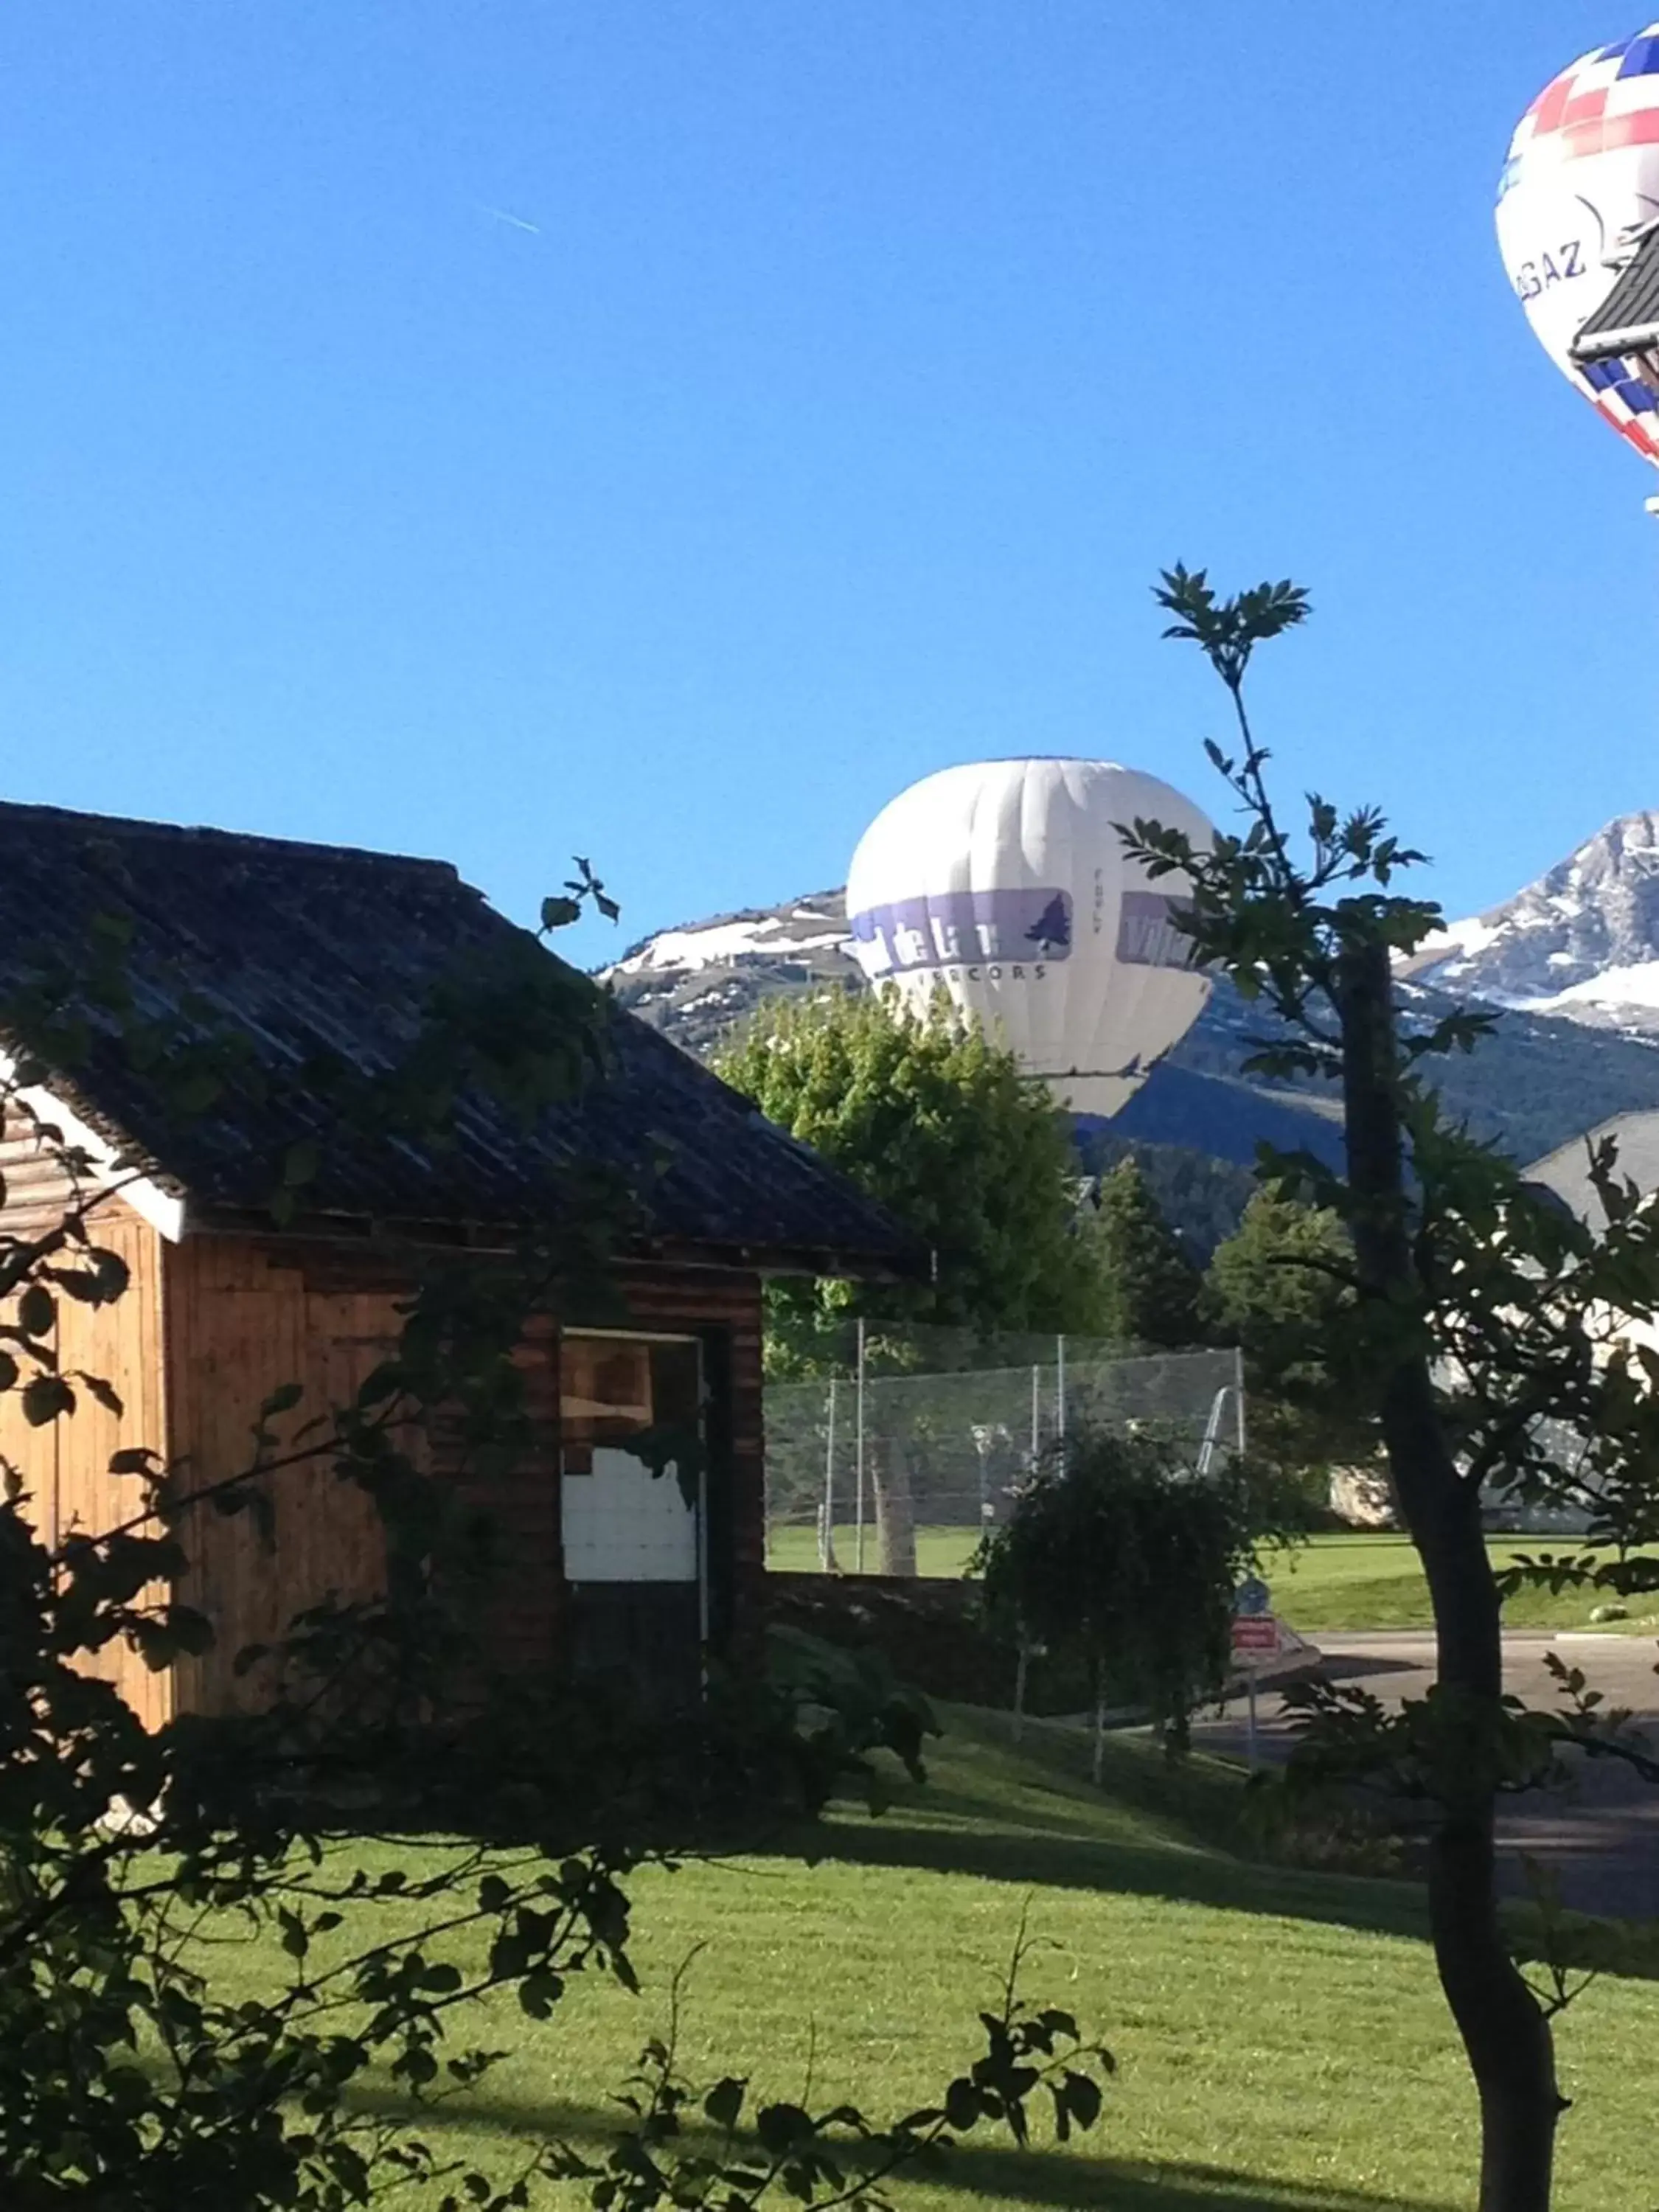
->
[844,758,1214,1119]
[1497,24,1659,470]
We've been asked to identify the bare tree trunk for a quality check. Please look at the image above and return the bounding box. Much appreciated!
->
[1338,943,1562,2212]
[870,1441,917,1577]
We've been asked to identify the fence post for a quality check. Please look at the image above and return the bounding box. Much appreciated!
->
[820,1379,838,1570]
[855,1318,867,1575]
[1029,1363,1040,1468]
[1057,1333,1067,1445]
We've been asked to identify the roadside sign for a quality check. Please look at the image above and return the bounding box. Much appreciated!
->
[1228,1608,1284,1772]
[1233,1573,1270,1618]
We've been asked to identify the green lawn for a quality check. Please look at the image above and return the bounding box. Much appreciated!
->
[768,1524,1659,1636]
[199,1707,1658,2211]
[1263,1535,1659,1637]
[768,1520,983,1577]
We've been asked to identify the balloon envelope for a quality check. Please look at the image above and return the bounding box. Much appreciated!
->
[1496,24,1659,467]
[845,757,1213,1119]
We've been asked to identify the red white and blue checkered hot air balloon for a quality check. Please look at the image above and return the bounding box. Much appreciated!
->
[1497,24,1659,467]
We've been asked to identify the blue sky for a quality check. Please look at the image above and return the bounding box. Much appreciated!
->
[1,3,1652,967]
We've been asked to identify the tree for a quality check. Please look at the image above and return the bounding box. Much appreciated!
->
[1130,563,1659,2212]
[1085,1157,1204,1348]
[718,987,1107,1350]
[719,989,1107,1575]
[1205,1189,1372,1481]
[0,884,1112,2209]
[978,1426,1256,1761]
[1077,1134,1256,1265]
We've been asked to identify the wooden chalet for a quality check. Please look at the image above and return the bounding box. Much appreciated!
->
[0,802,916,1721]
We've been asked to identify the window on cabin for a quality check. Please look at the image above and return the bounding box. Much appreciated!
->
[558,1333,702,1585]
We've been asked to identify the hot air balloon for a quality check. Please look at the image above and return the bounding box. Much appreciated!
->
[844,758,1213,1119]
[1497,24,1659,470]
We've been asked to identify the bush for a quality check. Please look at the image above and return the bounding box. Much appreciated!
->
[977,1428,1261,1753]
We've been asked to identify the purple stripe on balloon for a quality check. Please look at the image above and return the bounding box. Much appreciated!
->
[1116,891,1198,970]
[848,888,1072,974]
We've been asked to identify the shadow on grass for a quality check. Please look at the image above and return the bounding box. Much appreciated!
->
[796,1811,1430,1944]
[336,2083,1453,2212]
[789,1707,1433,1947]
[843,1711,1659,1983]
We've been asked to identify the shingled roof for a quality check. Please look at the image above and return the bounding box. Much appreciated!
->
[1571,223,1659,363]
[0,801,918,1273]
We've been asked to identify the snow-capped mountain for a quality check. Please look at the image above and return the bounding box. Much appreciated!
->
[602,869,1659,1175]
[605,889,857,1055]
[1405,813,1659,1034]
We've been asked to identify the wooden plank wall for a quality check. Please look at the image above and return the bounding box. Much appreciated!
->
[249,1241,566,1686]
[164,1237,401,1715]
[55,1211,173,1730]
[0,1091,769,1727]
[163,1239,765,1714]
[0,1097,80,1234]
[453,1309,563,1677]
[164,1237,564,1710]
[0,1105,174,1729]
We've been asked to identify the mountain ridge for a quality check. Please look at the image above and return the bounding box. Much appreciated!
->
[601,863,1659,1177]
[1405,810,1659,1033]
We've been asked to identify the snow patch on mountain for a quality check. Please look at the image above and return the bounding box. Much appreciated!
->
[615,914,849,975]
[604,890,858,1054]
[1403,812,1659,1037]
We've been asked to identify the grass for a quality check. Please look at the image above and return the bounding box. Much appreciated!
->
[768,1525,1659,1637]
[1263,1535,1659,1637]
[199,1707,1659,2211]
[768,1521,984,1577]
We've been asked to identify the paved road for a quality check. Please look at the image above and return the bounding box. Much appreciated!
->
[1190,1632,1659,1918]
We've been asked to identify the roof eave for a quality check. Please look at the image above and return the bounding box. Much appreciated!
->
[179,1203,925,1281]
[1,1057,189,1243]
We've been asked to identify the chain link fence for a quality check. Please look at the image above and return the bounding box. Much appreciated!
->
[764,1327,1245,1576]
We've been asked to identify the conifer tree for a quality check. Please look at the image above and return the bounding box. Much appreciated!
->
[1206,1189,1371,1476]
[1088,1157,1204,1348]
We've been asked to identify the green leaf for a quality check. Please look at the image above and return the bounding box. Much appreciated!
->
[356,1360,404,1408]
